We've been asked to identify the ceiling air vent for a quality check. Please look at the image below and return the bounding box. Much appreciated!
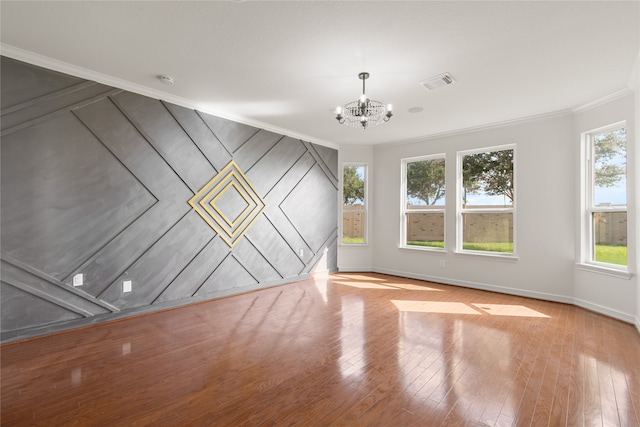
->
[421,73,455,90]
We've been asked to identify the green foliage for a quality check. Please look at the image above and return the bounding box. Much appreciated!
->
[595,244,627,265]
[594,129,626,188]
[407,240,514,253]
[343,166,364,205]
[407,240,445,248]
[462,149,514,203]
[462,241,514,253]
[342,236,365,244]
[406,159,446,205]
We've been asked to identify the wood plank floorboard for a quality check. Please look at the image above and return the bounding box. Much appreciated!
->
[2,272,639,426]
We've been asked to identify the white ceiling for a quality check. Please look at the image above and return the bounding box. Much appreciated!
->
[1,1,639,148]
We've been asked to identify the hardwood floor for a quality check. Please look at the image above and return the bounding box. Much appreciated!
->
[2,272,639,426]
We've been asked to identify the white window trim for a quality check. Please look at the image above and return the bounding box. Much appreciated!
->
[400,153,446,252]
[456,144,517,259]
[341,162,368,246]
[579,121,628,273]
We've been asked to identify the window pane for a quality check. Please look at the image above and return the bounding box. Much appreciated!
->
[593,212,627,265]
[406,212,444,248]
[343,209,366,244]
[462,212,513,253]
[462,149,514,207]
[406,158,446,207]
[343,165,365,205]
[343,165,366,244]
[593,128,626,206]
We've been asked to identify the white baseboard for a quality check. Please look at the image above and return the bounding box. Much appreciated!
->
[571,298,636,325]
[337,267,374,273]
[372,267,636,325]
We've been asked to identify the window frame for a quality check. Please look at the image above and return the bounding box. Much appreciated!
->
[341,162,368,246]
[456,144,517,258]
[400,153,447,251]
[581,121,628,272]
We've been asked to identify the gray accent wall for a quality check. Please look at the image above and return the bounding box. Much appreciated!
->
[1,57,338,342]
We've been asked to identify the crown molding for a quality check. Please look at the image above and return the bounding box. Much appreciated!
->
[571,88,634,114]
[0,43,338,150]
[375,109,572,149]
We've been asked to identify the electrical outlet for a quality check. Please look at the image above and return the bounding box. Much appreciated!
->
[72,273,83,287]
[123,280,132,293]
[439,260,446,268]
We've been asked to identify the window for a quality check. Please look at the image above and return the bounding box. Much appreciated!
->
[457,146,515,255]
[583,123,627,268]
[342,164,367,244]
[401,155,446,249]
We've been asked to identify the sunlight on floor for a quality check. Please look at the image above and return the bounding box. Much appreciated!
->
[335,280,400,290]
[313,280,329,304]
[392,300,551,318]
[392,300,482,315]
[471,303,550,318]
[333,274,385,281]
[383,282,443,291]
[339,295,365,380]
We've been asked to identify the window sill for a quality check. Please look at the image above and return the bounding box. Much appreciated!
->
[576,263,633,280]
[453,250,519,263]
[339,243,369,247]
[398,245,446,253]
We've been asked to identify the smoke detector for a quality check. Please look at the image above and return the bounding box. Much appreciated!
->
[158,75,175,85]
[420,73,455,91]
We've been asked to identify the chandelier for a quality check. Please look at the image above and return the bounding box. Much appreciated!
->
[335,72,393,130]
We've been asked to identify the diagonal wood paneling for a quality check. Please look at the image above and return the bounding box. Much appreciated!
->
[0,56,337,342]
[162,102,231,172]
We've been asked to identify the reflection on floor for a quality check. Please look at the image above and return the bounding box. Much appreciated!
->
[2,272,638,426]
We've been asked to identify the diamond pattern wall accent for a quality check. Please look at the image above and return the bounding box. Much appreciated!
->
[0,56,337,342]
[189,160,266,247]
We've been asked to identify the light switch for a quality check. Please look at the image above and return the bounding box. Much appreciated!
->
[123,280,132,293]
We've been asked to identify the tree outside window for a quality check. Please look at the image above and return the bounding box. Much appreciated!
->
[401,155,446,249]
[587,125,627,267]
[459,146,515,254]
[342,164,367,244]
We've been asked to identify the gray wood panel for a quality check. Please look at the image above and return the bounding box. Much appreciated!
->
[163,103,232,171]
[154,236,229,304]
[0,283,82,333]
[2,82,115,132]
[1,100,157,279]
[0,56,337,342]
[111,92,217,193]
[245,216,305,278]
[195,254,258,296]
[1,56,85,109]
[280,164,339,252]
[234,130,283,173]
[198,113,260,154]
[246,136,308,197]
[98,210,215,309]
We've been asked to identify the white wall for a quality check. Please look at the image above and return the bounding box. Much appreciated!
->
[371,113,576,303]
[338,92,638,325]
[633,53,640,332]
[573,94,637,323]
[637,85,640,332]
[338,145,374,271]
